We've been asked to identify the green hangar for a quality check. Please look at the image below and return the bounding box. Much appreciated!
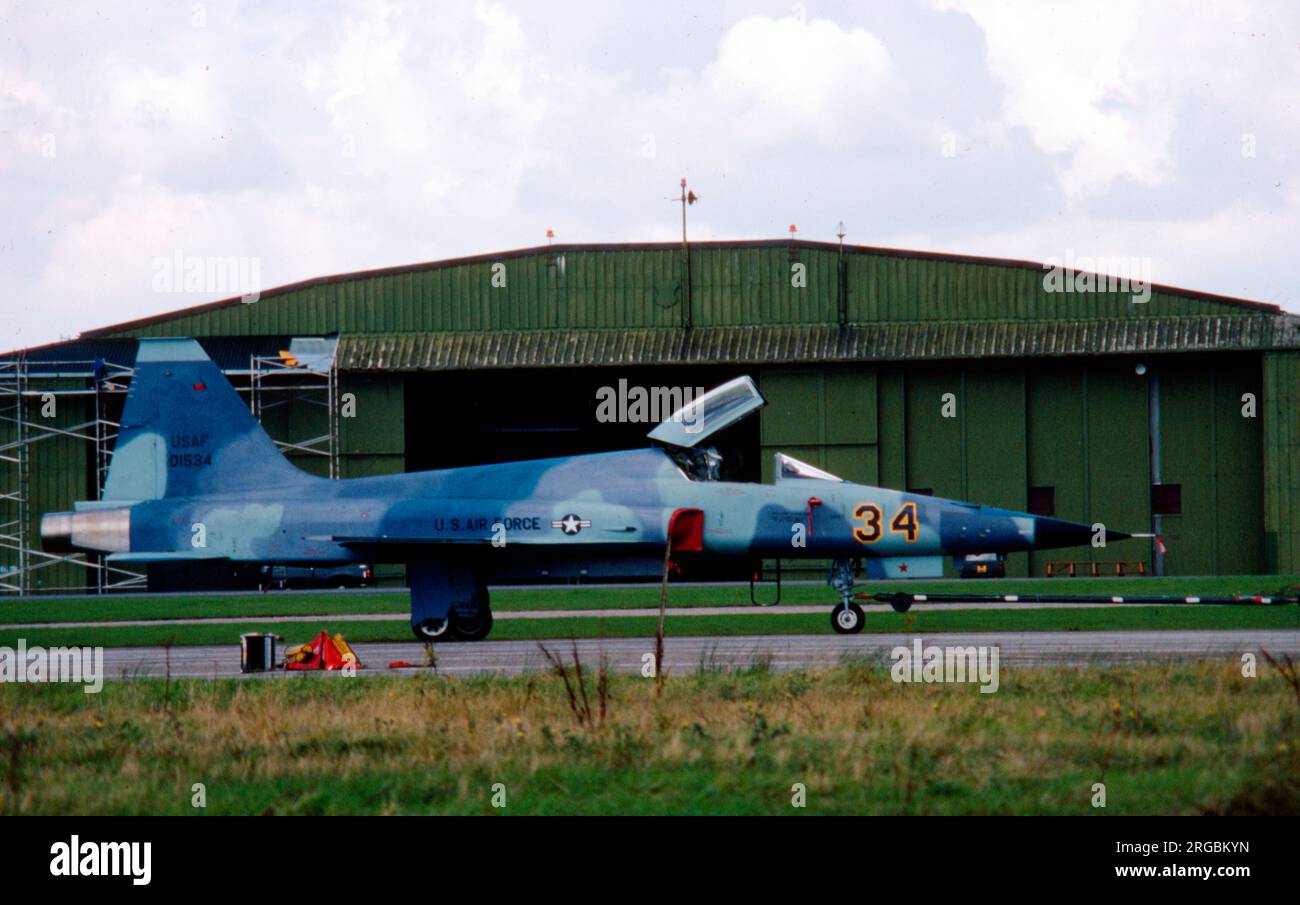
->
[4,239,1300,592]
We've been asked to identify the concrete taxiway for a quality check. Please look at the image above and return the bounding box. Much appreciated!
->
[89,630,1300,680]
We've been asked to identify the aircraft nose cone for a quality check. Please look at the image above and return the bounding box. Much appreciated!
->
[1033,517,1131,548]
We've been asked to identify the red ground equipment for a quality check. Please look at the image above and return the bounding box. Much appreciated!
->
[283,631,362,671]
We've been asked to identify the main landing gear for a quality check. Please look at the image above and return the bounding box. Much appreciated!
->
[412,607,494,643]
[409,561,494,642]
[828,559,913,634]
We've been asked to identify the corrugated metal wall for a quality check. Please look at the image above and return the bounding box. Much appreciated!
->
[90,245,1272,340]
[338,375,405,479]
[1158,359,1264,574]
[759,367,879,485]
[758,355,1265,577]
[1263,351,1300,572]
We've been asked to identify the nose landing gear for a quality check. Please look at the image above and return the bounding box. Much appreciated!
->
[832,601,865,634]
[827,559,917,632]
[829,559,865,634]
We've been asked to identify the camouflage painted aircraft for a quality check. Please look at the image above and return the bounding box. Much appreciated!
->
[42,338,1135,639]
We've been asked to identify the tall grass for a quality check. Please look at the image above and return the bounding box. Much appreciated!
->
[1,661,1297,815]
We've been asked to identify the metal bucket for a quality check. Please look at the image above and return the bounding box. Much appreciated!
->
[240,632,279,673]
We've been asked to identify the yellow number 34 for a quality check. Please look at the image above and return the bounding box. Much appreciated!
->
[853,501,919,544]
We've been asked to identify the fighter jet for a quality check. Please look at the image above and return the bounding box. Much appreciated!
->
[42,338,1133,638]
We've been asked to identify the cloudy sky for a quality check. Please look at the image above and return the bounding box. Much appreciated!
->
[2,0,1297,349]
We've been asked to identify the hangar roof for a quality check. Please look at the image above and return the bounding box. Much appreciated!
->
[12,240,1300,366]
[336,316,1300,371]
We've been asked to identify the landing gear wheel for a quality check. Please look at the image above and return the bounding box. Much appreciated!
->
[888,593,913,613]
[450,607,493,642]
[831,602,865,634]
[412,616,452,642]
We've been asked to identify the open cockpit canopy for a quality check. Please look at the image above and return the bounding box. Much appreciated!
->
[646,376,764,449]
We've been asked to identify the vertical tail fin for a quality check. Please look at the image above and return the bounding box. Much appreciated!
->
[103,338,317,501]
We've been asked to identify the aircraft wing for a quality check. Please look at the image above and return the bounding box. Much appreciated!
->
[106,552,231,562]
[325,531,653,548]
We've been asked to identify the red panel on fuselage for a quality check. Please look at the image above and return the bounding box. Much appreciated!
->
[668,507,704,552]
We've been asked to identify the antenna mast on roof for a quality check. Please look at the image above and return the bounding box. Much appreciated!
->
[679,178,698,245]
[671,179,700,332]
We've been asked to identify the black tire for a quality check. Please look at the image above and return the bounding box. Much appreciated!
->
[450,607,493,642]
[831,602,865,634]
[412,616,453,642]
[888,593,913,613]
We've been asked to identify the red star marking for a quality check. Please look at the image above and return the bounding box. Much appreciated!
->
[898,563,909,573]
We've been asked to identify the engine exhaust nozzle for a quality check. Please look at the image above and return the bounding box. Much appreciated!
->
[40,509,131,554]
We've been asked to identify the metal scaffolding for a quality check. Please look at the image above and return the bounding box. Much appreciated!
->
[248,338,340,479]
[0,338,340,596]
[0,356,145,594]
[0,358,28,593]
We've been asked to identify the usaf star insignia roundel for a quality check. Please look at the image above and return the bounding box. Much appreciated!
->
[552,513,592,535]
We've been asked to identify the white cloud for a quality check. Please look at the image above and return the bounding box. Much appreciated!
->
[936,0,1176,199]
[0,0,1296,350]
[937,0,1300,206]
[704,14,897,147]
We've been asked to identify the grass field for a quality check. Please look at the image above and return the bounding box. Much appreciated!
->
[3,660,1297,815]
[0,604,1295,650]
[2,574,1297,625]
